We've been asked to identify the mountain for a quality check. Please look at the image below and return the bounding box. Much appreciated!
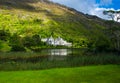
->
[0,0,120,52]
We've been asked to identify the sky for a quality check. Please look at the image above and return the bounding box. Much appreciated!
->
[50,0,120,20]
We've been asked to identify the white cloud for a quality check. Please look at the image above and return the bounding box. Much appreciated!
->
[91,8,120,21]
[90,7,114,20]
[50,0,119,21]
[50,0,97,14]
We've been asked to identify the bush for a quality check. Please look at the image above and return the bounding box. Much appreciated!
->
[9,33,25,51]
[0,29,10,41]
[11,45,26,51]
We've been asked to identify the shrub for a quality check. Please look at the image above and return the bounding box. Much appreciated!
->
[11,45,26,51]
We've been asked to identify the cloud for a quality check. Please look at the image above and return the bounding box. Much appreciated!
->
[50,0,97,14]
[91,7,120,21]
[90,7,114,20]
[50,0,119,21]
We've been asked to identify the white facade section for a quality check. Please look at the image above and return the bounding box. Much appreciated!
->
[41,36,72,47]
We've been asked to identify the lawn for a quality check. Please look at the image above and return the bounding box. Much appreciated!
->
[0,65,120,83]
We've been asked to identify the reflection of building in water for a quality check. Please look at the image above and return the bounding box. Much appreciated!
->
[50,49,68,56]
[41,36,72,47]
[48,49,71,60]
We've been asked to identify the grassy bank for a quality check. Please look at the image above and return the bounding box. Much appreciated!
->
[0,65,120,83]
[0,52,120,71]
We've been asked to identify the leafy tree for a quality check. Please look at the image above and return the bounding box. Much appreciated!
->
[103,10,115,21]
[23,34,42,48]
[108,26,120,51]
[9,33,25,51]
[103,10,120,22]
[87,35,111,52]
[32,34,41,45]
[23,36,34,48]
[113,30,120,51]
[0,29,10,41]
[95,36,111,51]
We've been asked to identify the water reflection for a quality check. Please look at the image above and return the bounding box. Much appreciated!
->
[40,49,73,56]
[0,48,86,62]
[39,48,85,56]
[48,49,71,56]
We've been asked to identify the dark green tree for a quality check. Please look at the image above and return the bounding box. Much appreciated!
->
[0,29,10,41]
[9,33,25,51]
[23,34,42,48]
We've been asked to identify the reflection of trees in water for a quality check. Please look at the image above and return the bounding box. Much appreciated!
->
[49,55,66,61]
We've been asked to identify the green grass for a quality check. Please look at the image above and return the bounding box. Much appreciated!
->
[0,65,120,83]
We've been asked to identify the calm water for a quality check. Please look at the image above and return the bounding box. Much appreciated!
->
[0,48,87,61]
[0,48,86,56]
[39,49,71,56]
[37,48,86,60]
[0,49,118,63]
[38,48,86,56]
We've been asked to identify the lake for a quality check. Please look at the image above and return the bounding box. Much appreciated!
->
[0,48,119,71]
[37,48,86,56]
[0,48,87,62]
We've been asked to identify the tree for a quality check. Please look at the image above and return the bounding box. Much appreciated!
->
[9,33,25,51]
[116,11,120,21]
[0,29,10,41]
[103,10,120,22]
[105,22,120,51]
[113,30,120,51]
[23,34,42,48]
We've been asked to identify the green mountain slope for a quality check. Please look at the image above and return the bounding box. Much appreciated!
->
[0,0,120,51]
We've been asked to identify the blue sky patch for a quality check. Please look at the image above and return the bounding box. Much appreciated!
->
[97,0,120,10]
